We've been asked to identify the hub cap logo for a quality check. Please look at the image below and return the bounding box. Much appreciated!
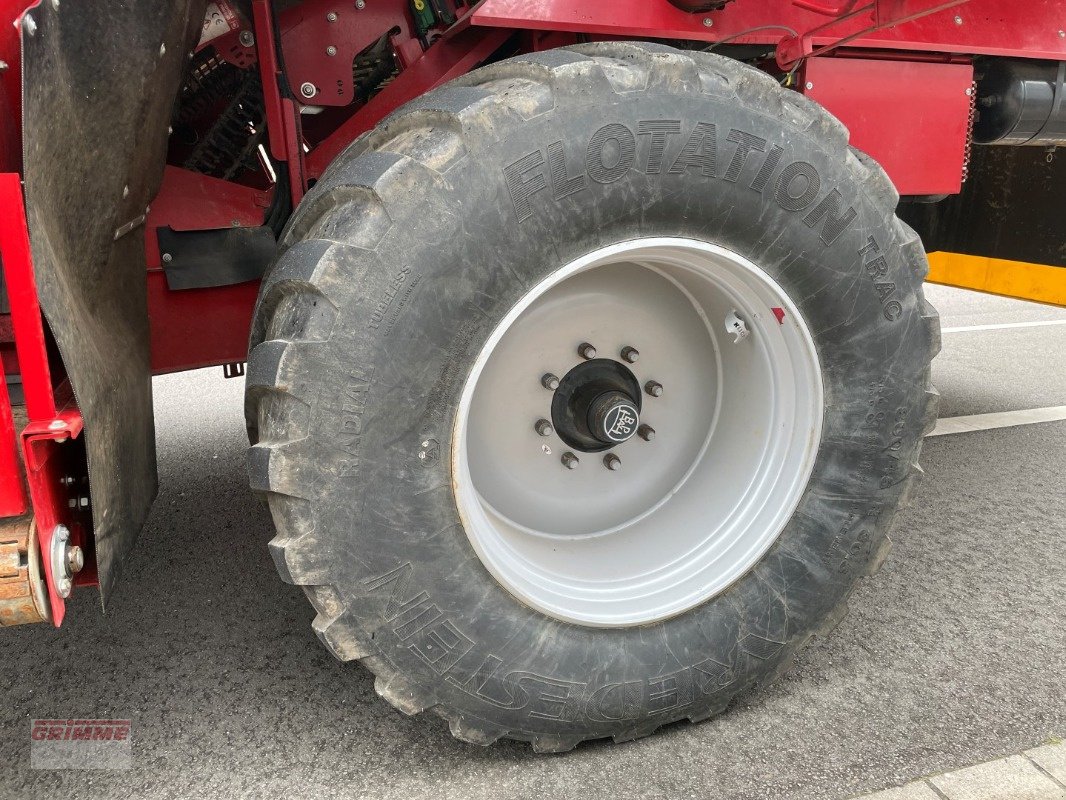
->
[604,404,638,442]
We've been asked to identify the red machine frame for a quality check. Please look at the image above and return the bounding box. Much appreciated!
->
[0,0,1062,624]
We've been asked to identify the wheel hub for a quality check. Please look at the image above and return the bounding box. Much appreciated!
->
[551,359,642,452]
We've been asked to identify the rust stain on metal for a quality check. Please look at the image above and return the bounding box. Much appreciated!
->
[0,517,51,626]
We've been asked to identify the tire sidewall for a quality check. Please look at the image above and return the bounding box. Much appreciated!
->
[299,69,930,737]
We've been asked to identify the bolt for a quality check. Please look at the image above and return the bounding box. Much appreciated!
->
[645,381,663,398]
[805,81,814,91]
[0,61,8,71]
[356,0,365,8]
[578,342,597,360]
[702,17,713,27]
[1060,30,1065,38]
[326,45,338,56]
[638,424,655,441]
[60,476,74,486]
[231,219,240,227]
[620,346,639,364]
[239,29,255,47]
[541,373,560,391]
[56,527,69,543]
[162,252,173,264]
[534,419,554,437]
[66,545,84,574]
[561,452,579,470]
[300,82,317,98]
[603,453,621,471]
[78,496,89,508]
[56,577,72,598]
[48,420,65,430]
[954,15,963,24]
[327,11,338,21]
[965,86,974,96]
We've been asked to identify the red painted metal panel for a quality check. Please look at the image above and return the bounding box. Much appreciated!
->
[0,179,29,517]
[147,277,260,375]
[775,0,968,67]
[472,0,1066,61]
[803,57,974,195]
[0,173,55,422]
[145,166,267,374]
[0,367,28,517]
[277,0,416,107]
[0,0,31,173]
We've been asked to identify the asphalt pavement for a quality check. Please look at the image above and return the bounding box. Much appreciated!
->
[1,283,1064,799]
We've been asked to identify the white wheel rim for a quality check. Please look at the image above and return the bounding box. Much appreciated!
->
[453,238,823,627]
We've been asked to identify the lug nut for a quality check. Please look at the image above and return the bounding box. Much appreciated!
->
[620,346,640,363]
[638,424,655,441]
[541,373,560,391]
[603,453,621,471]
[561,452,579,470]
[66,545,84,574]
[534,419,554,437]
[577,342,597,360]
[645,380,663,398]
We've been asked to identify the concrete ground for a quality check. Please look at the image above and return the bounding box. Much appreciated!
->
[1,284,1064,799]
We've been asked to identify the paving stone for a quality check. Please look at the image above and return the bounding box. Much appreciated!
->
[1026,742,1066,787]
[929,755,1066,800]
[856,781,942,800]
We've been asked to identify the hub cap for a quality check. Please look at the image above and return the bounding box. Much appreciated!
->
[453,238,823,627]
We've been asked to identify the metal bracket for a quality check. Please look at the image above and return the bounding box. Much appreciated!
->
[725,310,750,343]
[776,0,971,69]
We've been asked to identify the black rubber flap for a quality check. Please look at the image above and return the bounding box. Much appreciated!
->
[21,0,206,604]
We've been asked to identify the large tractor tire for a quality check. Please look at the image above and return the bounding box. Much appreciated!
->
[245,42,939,751]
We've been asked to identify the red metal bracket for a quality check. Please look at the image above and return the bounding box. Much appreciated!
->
[776,0,970,68]
[252,0,306,206]
[793,0,865,15]
[0,172,88,626]
[276,0,417,108]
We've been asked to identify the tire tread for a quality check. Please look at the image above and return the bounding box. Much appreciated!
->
[246,42,940,750]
